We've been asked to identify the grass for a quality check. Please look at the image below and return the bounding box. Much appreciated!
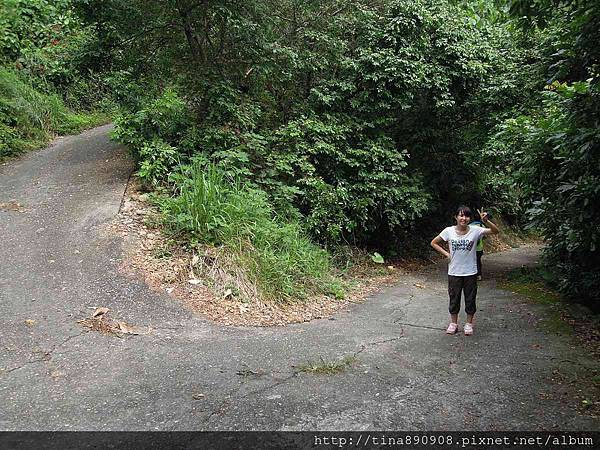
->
[160,161,346,303]
[500,266,561,305]
[151,245,173,259]
[0,67,111,161]
[297,355,358,375]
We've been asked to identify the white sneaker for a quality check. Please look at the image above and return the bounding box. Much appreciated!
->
[446,322,458,334]
[464,323,474,336]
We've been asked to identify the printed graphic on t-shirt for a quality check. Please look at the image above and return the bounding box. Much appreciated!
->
[439,225,484,276]
[451,239,474,252]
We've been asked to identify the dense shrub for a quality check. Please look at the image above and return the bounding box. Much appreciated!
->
[112,89,192,187]
[112,0,516,251]
[0,67,104,159]
[0,0,79,63]
[0,0,118,158]
[261,115,432,245]
[488,80,600,306]
[160,162,344,302]
[474,0,600,308]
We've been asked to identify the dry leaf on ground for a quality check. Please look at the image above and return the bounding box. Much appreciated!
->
[117,321,140,335]
[0,201,25,212]
[92,307,109,318]
[79,308,149,336]
[78,317,117,335]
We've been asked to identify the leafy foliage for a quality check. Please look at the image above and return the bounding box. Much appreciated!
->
[488,80,599,305]
[160,162,343,302]
[482,0,600,307]
[112,89,192,187]
[0,0,117,158]
[111,0,516,251]
[4,0,599,306]
[0,67,105,159]
[0,0,79,63]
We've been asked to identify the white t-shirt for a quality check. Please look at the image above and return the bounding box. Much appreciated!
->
[439,225,487,276]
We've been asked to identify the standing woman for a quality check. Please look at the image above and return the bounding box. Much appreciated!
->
[430,206,499,335]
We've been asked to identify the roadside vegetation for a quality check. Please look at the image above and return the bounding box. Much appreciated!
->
[2,1,598,311]
[501,266,600,351]
[501,266,573,335]
[500,265,600,415]
[0,0,114,160]
[297,356,358,375]
[158,161,346,302]
[0,67,108,158]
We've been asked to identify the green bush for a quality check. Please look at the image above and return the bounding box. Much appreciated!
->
[0,66,107,159]
[262,115,432,246]
[487,80,600,307]
[136,140,180,188]
[113,89,191,155]
[0,0,79,63]
[112,89,192,187]
[161,162,343,302]
[111,0,511,250]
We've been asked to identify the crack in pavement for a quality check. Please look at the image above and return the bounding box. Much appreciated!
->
[1,331,87,376]
[54,331,87,350]
[392,321,445,331]
[355,336,404,357]
[214,335,409,411]
[191,333,409,423]
[242,371,300,399]
[1,357,48,375]
[180,363,303,428]
[202,381,247,425]
[171,362,280,429]
[167,366,205,431]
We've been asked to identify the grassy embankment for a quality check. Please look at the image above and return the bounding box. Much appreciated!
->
[500,266,573,335]
[0,67,110,161]
[155,161,347,304]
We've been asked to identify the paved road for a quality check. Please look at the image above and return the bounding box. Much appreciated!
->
[0,126,597,431]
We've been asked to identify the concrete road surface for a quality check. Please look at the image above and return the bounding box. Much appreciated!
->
[0,126,597,431]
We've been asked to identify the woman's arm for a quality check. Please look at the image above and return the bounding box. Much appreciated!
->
[481,219,499,235]
[478,208,499,235]
[431,235,450,259]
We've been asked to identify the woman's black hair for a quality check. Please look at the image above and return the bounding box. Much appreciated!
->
[455,205,473,217]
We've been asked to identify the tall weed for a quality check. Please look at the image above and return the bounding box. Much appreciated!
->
[162,162,343,302]
[0,67,107,159]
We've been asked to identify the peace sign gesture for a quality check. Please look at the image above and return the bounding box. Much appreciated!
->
[477,208,489,222]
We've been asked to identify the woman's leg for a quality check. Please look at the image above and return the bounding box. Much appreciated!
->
[464,274,478,322]
[448,275,463,323]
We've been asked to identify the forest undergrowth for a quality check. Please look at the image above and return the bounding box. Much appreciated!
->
[2,0,598,310]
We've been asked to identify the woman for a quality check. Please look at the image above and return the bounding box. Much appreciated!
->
[430,206,499,335]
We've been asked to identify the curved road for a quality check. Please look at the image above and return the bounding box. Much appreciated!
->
[0,126,597,431]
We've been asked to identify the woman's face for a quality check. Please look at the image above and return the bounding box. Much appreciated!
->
[455,212,471,227]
